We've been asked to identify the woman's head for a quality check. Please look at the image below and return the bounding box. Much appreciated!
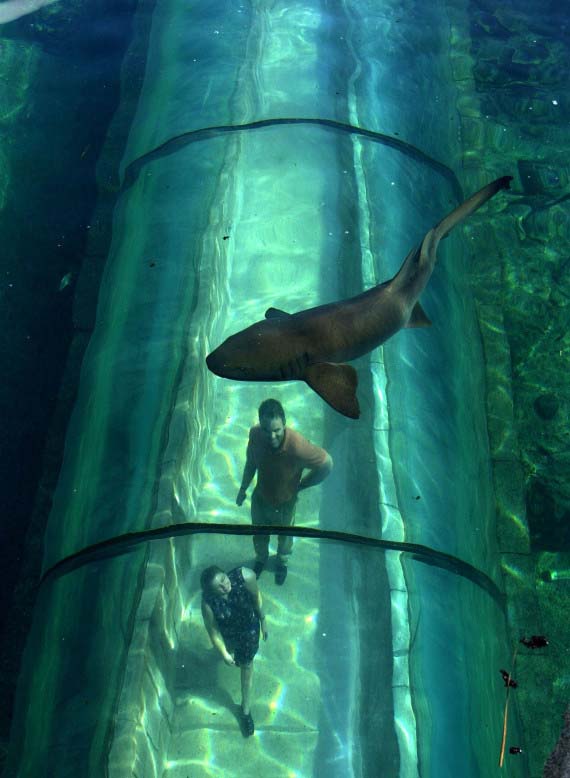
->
[201,565,232,596]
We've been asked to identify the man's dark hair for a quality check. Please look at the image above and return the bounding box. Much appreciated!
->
[200,565,224,592]
[258,398,285,424]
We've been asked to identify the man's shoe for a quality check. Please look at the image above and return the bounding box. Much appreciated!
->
[275,565,288,585]
[241,710,255,737]
[253,561,265,579]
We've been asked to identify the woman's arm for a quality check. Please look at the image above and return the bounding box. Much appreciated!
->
[201,600,236,665]
[242,568,268,641]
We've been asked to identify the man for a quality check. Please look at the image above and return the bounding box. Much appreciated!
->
[236,398,333,585]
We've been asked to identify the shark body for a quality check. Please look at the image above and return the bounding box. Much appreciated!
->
[206,176,512,418]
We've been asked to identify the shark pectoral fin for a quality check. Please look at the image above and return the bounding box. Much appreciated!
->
[405,302,432,328]
[304,362,360,419]
[265,307,291,319]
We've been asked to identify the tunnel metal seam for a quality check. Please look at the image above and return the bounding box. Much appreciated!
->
[120,117,464,201]
[40,521,505,610]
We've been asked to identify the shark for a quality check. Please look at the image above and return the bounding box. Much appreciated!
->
[206,176,512,419]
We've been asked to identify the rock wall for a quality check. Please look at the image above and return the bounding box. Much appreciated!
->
[447,0,570,772]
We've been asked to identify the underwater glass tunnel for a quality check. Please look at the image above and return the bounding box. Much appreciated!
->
[0,0,568,776]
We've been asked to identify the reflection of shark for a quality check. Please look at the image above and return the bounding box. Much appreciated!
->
[207,176,512,419]
[0,0,58,24]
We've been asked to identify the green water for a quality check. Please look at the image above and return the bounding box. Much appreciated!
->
[1,0,568,776]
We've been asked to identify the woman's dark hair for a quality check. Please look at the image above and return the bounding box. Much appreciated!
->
[258,398,285,424]
[201,565,224,592]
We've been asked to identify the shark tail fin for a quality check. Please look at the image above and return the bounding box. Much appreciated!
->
[418,176,513,271]
[405,301,432,328]
[304,362,360,419]
[434,175,513,242]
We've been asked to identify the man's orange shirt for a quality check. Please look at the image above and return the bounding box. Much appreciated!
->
[246,426,327,506]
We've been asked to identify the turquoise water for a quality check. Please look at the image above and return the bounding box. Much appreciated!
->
[1,0,568,776]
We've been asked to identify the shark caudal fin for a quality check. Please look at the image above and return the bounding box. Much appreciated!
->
[434,175,512,242]
[304,362,360,419]
[413,175,512,276]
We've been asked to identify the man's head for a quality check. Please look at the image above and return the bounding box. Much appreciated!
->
[258,398,286,450]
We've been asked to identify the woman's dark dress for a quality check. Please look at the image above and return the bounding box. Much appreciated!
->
[206,567,260,666]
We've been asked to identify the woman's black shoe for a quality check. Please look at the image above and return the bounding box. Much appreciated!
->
[241,710,255,737]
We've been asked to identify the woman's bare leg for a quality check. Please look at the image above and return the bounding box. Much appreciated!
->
[240,663,253,715]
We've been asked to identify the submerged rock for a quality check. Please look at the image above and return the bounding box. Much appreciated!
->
[534,393,560,420]
[544,707,570,778]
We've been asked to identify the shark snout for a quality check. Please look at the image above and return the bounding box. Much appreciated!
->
[206,349,224,376]
[206,347,251,379]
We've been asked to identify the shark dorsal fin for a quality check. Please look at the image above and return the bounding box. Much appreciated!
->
[265,307,291,319]
[405,302,432,328]
[304,362,360,419]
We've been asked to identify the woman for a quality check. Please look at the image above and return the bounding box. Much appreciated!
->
[201,564,268,736]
